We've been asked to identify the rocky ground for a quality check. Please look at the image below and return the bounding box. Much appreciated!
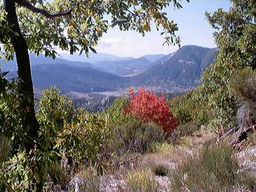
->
[64,129,256,192]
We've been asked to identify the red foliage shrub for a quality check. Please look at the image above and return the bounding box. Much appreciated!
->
[126,88,178,134]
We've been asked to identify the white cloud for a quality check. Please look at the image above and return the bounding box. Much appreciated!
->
[100,37,131,44]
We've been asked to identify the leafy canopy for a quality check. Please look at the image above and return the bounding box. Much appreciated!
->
[198,0,256,130]
[0,0,188,60]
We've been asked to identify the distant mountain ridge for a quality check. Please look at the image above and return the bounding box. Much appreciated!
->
[32,64,125,93]
[1,45,218,95]
[58,52,133,63]
[91,57,155,77]
[131,45,218,91]
[0,54,93,72]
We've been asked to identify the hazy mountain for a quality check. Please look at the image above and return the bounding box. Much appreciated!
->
[3,45,218,95]
[143,54,166,63]
[31,64,126,93]
[92,57,156,77]
[131,45,218,91]
[59,52,132,63]
[0,54,93,72]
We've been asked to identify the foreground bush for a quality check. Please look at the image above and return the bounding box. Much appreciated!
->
[126,88,178,134]
[0,77,26,152]
[0,87,115,191]
[37,87,75,129]
[169,90,210,142]
[113,119,165,154]
[0,152,33,192]
[171,144,256,191]
[56,109,112,171]
[229,69,256,132]
[104,97,130,127]
[170,91,209,126]
[37,88,113,174]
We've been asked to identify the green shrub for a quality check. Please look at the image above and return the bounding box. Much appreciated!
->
[113,119,165,154]
[170,121,201,143]
[0,77,26,151]
[127,169,159,192]
[0,152,33,192]
[37,87,75,129]
[229,68,256,103]
[229,69,256,131]
[0,135,11,163]
[170,91,209,140]
[198,51,238,132]
[56,109,112,168]
[171,144,256,191]
[104,97,130,127]
[170,91,209,126]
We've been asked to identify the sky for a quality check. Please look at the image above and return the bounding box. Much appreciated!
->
[57,0,231,60]
[93,0,231,58]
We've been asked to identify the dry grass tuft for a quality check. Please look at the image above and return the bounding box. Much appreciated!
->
[126,169,159,192]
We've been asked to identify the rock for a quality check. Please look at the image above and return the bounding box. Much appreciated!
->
[100,174,126,192]
[155,176,171,192]
[67,176,85,192]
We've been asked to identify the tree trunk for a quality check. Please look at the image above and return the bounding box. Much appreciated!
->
[4,0,38,151]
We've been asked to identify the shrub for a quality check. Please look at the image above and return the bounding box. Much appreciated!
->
[31,88,112,185]
[170,90,209,126]
[104,97,130,127]
[37,87,75,130]
[198,52,238,132]
[152,164,169,177]
[0,135,11,163]
[229,69,256,131]
[0,152,33,192]
[170,121,202,143]
[0,77,26,151]
[171,144,256,191]
[169,90,211,142]
[55,109,112,173]
[113,119,165,154]
[126,88,178,134]
[127,169,159,192]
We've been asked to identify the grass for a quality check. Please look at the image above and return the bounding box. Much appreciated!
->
[170,143,256,192]
[126,169,159,192]
[78,167,100,192]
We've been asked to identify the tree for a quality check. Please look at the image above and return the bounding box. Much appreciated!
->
[198,0,256,131]
[126,88,178,134]
[0,0,188,151]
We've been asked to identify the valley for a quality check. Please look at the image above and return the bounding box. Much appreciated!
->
[1,45,217,111]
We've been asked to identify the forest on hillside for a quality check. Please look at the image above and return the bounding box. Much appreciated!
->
[1,0,256,191]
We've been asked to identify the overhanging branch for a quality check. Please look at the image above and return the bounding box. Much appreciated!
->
[14,0,71,19]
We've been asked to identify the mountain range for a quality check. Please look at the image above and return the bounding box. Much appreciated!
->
[1,45,218,96]
[131,45,218,92]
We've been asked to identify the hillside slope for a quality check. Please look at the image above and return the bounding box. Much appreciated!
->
[131,45,218,91]
[92,57,154,77]
[32,64,125,93]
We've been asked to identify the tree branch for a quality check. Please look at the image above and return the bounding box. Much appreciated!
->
[14,0,71,19]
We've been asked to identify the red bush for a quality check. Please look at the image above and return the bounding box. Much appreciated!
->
[126,88,178,134]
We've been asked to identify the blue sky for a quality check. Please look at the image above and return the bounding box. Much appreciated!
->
[94,0,231,58]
